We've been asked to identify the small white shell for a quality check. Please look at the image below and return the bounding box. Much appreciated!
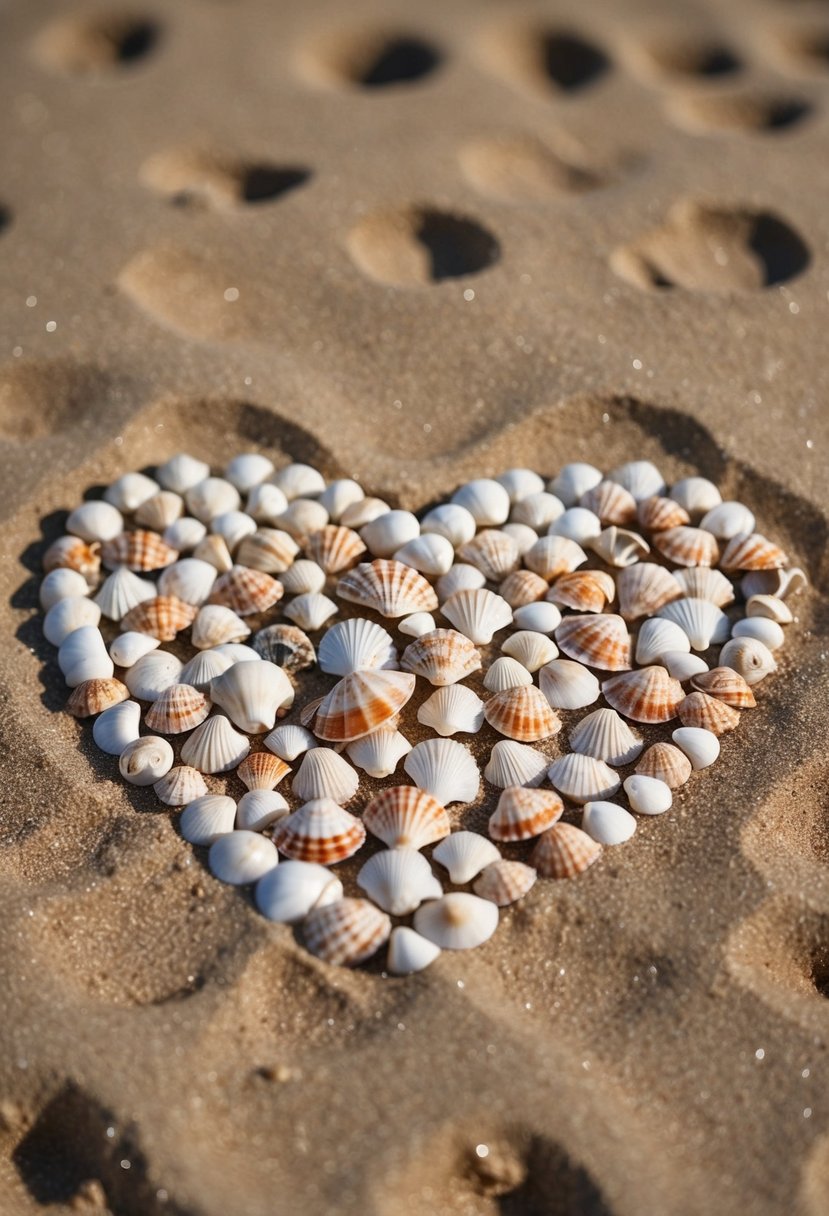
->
[163,516,207,552]
[92,699,142,755]
[210,509,257,552]
[746,594,793,625]
[635,618,690,666]
[44,596,102,646]
[108,631,160,667]
[731,617,785,651]
[135,490,184,531]
[185,477,241,523]
[547,754,621,804]
[484,740,549,788]
[104,471,159,513]
[387,926,441,975]
[582,800,637,845]
[483,656,533,693]
[671,726,720,769]
[512,602,562,634]
[271,462,326,500]
[404,738,480,805]
[341,497,390,529]
[319,478,364,521]
[153,765,208,807]
[209,831,279,885]
[417,684,485,737]
[191,604,250,649]
[742,567,807,601]
[589,526,649,568]
[451,478,510,526]
[119,736,174,786]
[246,483,290,525]
[57,625,113,686]
[548,462,602,507]
[569,708,643,766]
[511,491,564,530]
[94,568,156,621]
[421,503,477,547]
[236,789,290,830]
[318,618,397,677]
[278,560,326,596]
[156,453,210,495]
[292,748,359,804]
[623,774,673,816]
[501,523,539,556]
[441,588,512,645]
[213,642,260,664]
[361,510,420,558]
[399,612,436,638]
[123,650,182,700]
[278,498,329,540]
[669,476,722,516]
[700,501,755,540]
[501,631,558,672]
[496,468,545,503]
[608,460,666,502]
[178,648,234,690]
[662,651,709,682]
[180,714,251,773]
[158,558,218,606]
[436,564,486,601]
[180,794,237,844]
[265,723,317,762]
[432,831,501,884]
[538,659,600,710]
[547,507,602,544]
[657,598,731,650]
[39,567,90,611]
[255,860,342,923]
[192,534,234,573]
[210,660,294,733]
[357,848,442,915]
[346,728,412,778]
[66,500,124,542]
[394,533,454,576]
[224,453,274,493]
[719,636,777,685]
[413,892,498,950]
[283,592,338,632]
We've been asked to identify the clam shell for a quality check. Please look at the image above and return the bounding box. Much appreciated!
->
[569,708,643,766]
[401,629,481,686]
[67,501,124,542]
[303,898,391,967]
[214,642,260,665]
[255,861,342,924]
[387,926,442,975]
[58,626,114,687]
[512,602,562,634]
[292,747,359,804]
[579,480,637,526]
[252,624,316,673]
[360,510,420,558]
[277,559,326,595]
[185,476,242,522]
[274,799,366,863]
[459,530,520,581]
[653,526,719,568]
[399,612,437,639]
[746,594,793,625]
[121,595,197,641]
[236,789,291,831]
[179,714,251,773]
[498,569,549,609]
[608,460,666,502]
[413,892,498,950]
[719,636,777,685]
[119,736,174,786]
[672,566,735,606]
[496,467,545,503]
[690,667,756,708]
[488,786,563,841]
[271,462,326,501]
[623,774,673,815]
[338,559,438,618]
[264,723,317,762]
[635,617,690,666]
[92,699,141,755]
[235,527,299,574]
[548,570,615,614]
[582,801,636,845]
[177,648,233,691]
[501,630,558,672]
[104,472,160,513]
[416,684,485,737]
[342,498,390,529]
[157,557,218,606]
[404,738,480,806]
[207,565,283,616]
[451,479,510,527]
[39,567,91,611]
[94,567,157,621]
[283,592,339,632]
[662,651,709,682]
[306,669,416,742]
[123,650,183,700]
[357,848,442,915]
[179,793,237,844]
[731,617,785,651]
[588,526,649,568]
[484,686,562,742]
[742,567,806,601]
[636,495,690,531]
[144,683,212,733]
[307,524,367,574]
[657,597,730,650]
[474,860,536,906]
[420,503,477,547]
[510,491,564,530]
[555,614,632,671]
[601,666,684,724]
[549,462,602,507]
[523,535,587,581]
[483,656,533,693]
[318,618,397,677]
[441,588,513,645]
[224,452,274,493]
[135,490,185,531]
[672,726,720,770]
[363,785,451,850]
[319,478,364,522]
[538,659,600,710]
[156,453,210,495]
[635,742,692,789]
[101,530,178,573]
[433,831,501,884]
[210,510,257,551]
[191,604,251,649]
[153,765,207,807]
[617,563,682,620]
[502,523,539,556]
[394,533,455,577]
[193,534,234,573]
[678,691,740,734]
[346,728,411,779]
[210,660,294,733]
[700,501,755,540]
[547,754,621,804]
[237,752,291,792]
[436,564,486,602]
[246,483,289,524]
[209,831,279,885]
[669,476,722,517]
[531,823,602,878]
[277,498,329,541]
[44,595,102,646]
[548,506,602,544]
[66,677,129,718]
[43,536,101,582]
[484,740,550,788]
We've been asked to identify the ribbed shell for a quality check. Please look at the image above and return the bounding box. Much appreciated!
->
[43,536,101,581]
[283,593,338,632]
[601,666,684,723]
[637,495,690,531]
[404,738,480,805]
[252,624,316,673]
[208,565,284,615]
[66,678,130,718]
[153,765,208,806]
[678,691,741,734]
[95,567,157,620]
[400,629,481,686]
[394,534,455,577]
[292,748,360,804]
[538,659,600,710]
[237,751,291,791]
[484,686,562,743]
[123,650,182,700]
[305,669,416,742]
[135,490,184,530]
[306,524,367,574]
[264,723,317,761]
[157,557,218,606]
[720,532,787,571]
[441,588,513,645]
[458,530,520,581]
[483,657,533,693]
[209,660,294,733]
[616,563,682,620]
[548,570,615,614]
[635,742,692,789]
[672,567,735,606]
[657,597,730,650]
[416,685,485,737]
[474,860,537,906]
[555,614,631,671]
[192,534,233,573]
[635,618,690,667]
[235,528,299,574]
[580,480,637,525]
[101,530,178,572]
[653,526,719,568]
[121,596,197,641]
[569,708,643,765]
[363,786,451,849]
[501,631,558,672]
[549,462,602,507]
[608,460,666,502]
[488,786,564,841]
[144,683,212,733]
[346,728,412,778]
[179,714,251,773]
[498,569,549,609]
[177,648,233,690]
[273,798,366,863]
[337,559,438,617]
[357,849,442,916]
[523,536,587,581]
[547,754,621,804]
[303,898,391,967]
[436,564,486,601]
[318,618,397,677]
[433,831,501,884]
[690,666,756,708]
[191,604,251,648]
[278,559,326,595]
[413,893,498,950]
[531,823,602,878]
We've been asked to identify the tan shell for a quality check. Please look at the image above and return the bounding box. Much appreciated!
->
[548,570,615,614]
[523,536,587,581]
[400,629,481,686]
[601,666,684,723]
[635,742,693,789]
[678,691,741,734]
[191,604,251,648]
[273,798,366,863]
[303,898,391,967]
[459,530,520,582]
[66,677,129,718]
[531,823,602,879]
[208,565,284,615]
[637,496,690,531]
[337,559,438,617]
[672,567,735,606]
[653,526,719,568]
[555,614,632,671]
[43,536,101,581]
[498,569,549,608]
[488,786,564,841]
[616,563,682,620]
[101,530,178,572]
[720,532,788,571]
[193,533,234,573]
[120,595,197,641]
[363,785,451,849]
[303,668,416,742]
[306,524,367,574]
[144,683,212,733]
[474,860,537,906]
[235,528,299,574]
[690,666,756,708]
[484,686,562,742]
[237,751,291,791]
[580,480,637,525]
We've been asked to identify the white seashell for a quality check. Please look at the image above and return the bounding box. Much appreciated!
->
[441,588,512,644]
[433,831,501,884]
[361,510,420,558]
[180,794,237,844]
[501,630,558,672]
[394,533,454,576]
[404,738,480,805]
[44,595,102,646]
[209,831,279,885]
[156,453,210,495]
[271,462,326,500]
[95,567,158,621]
[224,453,274,493]
[192,534,234,573]
[510,491,564,530]
[210,509,257,552]
[657,598,730,650]
[58,625,113,686]
[635,618,690,666]
[210,660,294,733]
[569,708,643,766]
[742,567,807,601]
[417,684,485,737]
[538,659,600,710]
[672,567,735,607]
[548,462,602,507]
[246,482,289,524]
[135,490,184,531]
[153,765,208,807]
[420,503,477,547]
[589,526,649,568]
[92,699,141,755]
[357,848,442,915]
[163,516,207,552]
[66,500,124,542]
[283,592,338,632]
[547,754,621,804]
[265,723,317,762]
[180,714,251,773]
[413,892,498,950]
[124,650,182,700]
[279,560,326,596]
[483,656,533,693]
[399,612,436,638]
[623,774,672,816]
[236,789,290,831]
[318,618,397,677]
[108,631,160,668]
[608,460,666,502]
[662,651,709,681]
[512,602,562,634]
[158,558,218,605]
[548,507,602,544]
[103,472,159,513]
[387,926,441,974]
[347,728,411,778]
[39,567,90,611]
[719,636,776,685]
[700,501,755,540]
[484,740,549,788]
[119,736,174,786]
[671,726,720,769]
[212,642,260,664]
[731,617,785,651]
[341,497,390,529]
[451,478,510,526]
[436,564,486,601]
[496,467,545,503]
[524,535,587,580]
[318,478,364,521]
[670,476,722,516]
[582,800,636,845]
[191,604,251,649]
[292,748,359,804]
[746,594,793,625]
[501,523,539,556]
[255,861,342,923]
[185,477,241,523]
[178,648,233,690]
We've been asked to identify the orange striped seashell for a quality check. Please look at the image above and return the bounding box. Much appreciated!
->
[273,798,367,863]
[474,860,537,906]
[498,569,548,608]
[459,530,520,582]
[555,614,632,671]
[44,536,101,581]
[303,897,391,967]
[488,786,564,841]
[101,529,178,572]
[616,563,682,620]
[635,742,692,789]
[337,559,439,618]
[400,629,481,686]
[144,683,212,733]
[484,686,562,742]
[306,524,367,575]
[652,526,719,568]
[548,570,615,614]
[719,532,788,572]
[237,751,291,791]
[66,677,129,717]
[363,785,451,849]
[305,668,416,742]
[121,595,197,641]
[601,666,684,723]
[690,666,756,708]
[636,496,690,531]
[678,690,740,734]
[580,480,637,525]
[208,565,284,615]
[235,528,299,574]
[524,536,587,581]
[531,823,602,879]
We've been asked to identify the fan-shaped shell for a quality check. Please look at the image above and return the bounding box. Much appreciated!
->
[549,462,602,507]
[636,496,690,531]
[191,604,251,649]
[180,794,236,844]
[363,786,451,850]
[510,491,564,530]
[498,569,549,609]
[413,892,498,950]
[252,624,316,673]
[394,533,455,577]
[484,686,562,743]
[284,592,339,632]
[404,738,480,805]
[720,532,787,572]
[303,898,391,967]
[488,786,563,842]
[153,765,207,807]
[271,462,326,501]
[580,480,637,525]
[135,490,184,531]
[157,558,218,607]
[123,650,182,700]
[264,723,316,762]
[484,740,549,788]
[94,567,157,621]
[401,629,481,686]
[306,524,366,574]
[278,559,326,596]
[608,460,666,502]
[502,523,538,556]
[433,831,501,885]
[569,708,643,766]
[120,595,197,641]
[474,860,536,906]
[274,798,366,864]
[144,683,211,733]
[119,736,174,786]
[179,714,251,773]
[318,618,397,677]
[346,728,411,779]
[92,699,141,755]
[357,848,442,916]
[223,452,274,493]
[672,567,735,606]
[416,685,485,737]
[497,468,546,503]
[210,660,294,733]
[207,565,283,616]
[555,614,631,671]
[700,501,755,540]
[399,612,436,639]
[678,691,740,734]
[211,509,257,551]
[601,666,684,723]
[657,597,730,650]
[43,536,101,582]
[236,790,290,831]
[635,742,692,789]
[635,617,689,666]
[719,636,777,685]
[234,527,298,574]
[617,563,682,620]
[420,503,477,547]
[177,648,233,690]
[441,588,513,645]
[588,527,650,569]
[690,667,756,708]
[669,476,722,517]
[436,564,486,602]
[255,861,342,924]
[319,478,364,521]
[185,476,241,523]
[292,748,359,804]
[483,657,533,693]
[277,498,329,542]
[337,559,438,618]
[523,536,587,581]
[306,669,416,742]
[193,534,233,573]
[237,751,290,792]
[459,530,520,582]
[66,677,129,718]
[101,530,178,573]
[531,823,602,878]
[387,926,442,975]
[653,526,719,568]
[548,570,615,614]
[501,631,558,672]
[547,754,621,804]
[538,659,600,710]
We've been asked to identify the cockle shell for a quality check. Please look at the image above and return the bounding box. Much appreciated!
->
[635,618,690,666]
[253,624,316,673]
[580,480,637,525]
[193,533,234,573]
[401,629,481,686]
[346,728,412,778]
[582,801,636,845]
[101,530,178,573]
[459,530,520,581]
[157,558,218,606]
[177,648,233,690]
[94,567,156,620]
[691,667,756,708]
[209,831,279,885]
[121,595,197,641]
[207,565,283,616]
[588,526,649,568]
[164,516,207,553]
[135,490,184,531]
[547,754,621,804]
[635,742,692,789]
[43,536,101,582]
[306,668,416,742]
[39,567,91,611]
[678,691,740,734]
[237,751,291,792]
[211,510,256,551]
[318,618,397,677]
[292,747,359,804]
[623,774,673,815]
[451,479,511,527]
[394,533,455,577]
[672,726,720,770]
[420,503,477,547]
[501,631,558,672]
[303,898,391,967]
[306,524,367,574]
[278,559,326,597]
[484,740,550,788]
[179,714,251,773]
[67,501,124,542]
[433,831,501,884]
[153,765,208,807]
[548,570,615,614]
[66,677,129,718]
[191,604,251,649]
[498,569,549,609]
[338,559,438,618]
[119,736,174,786]
[156,453,210,495]
[496,467,545,503]
[555,614,632,671]
[512,601,562,634]
[523,535,587,581]
[255,861,342,924]
[548,506,602,544]
[417,684,485,737]
[719,636,777,685]
[669,476,722,517]
[441,588,513,645]
[144,683,212,733]
[510,491,564,530]
[484,686,562,743]
[488,786,563,841]
[636,495,690,531]
[185,476,241,522]
[436,564,486,601]
[569,708,643,766]
[474,860,537,906]
[235,527,299,575]
[92,699,141,755]
[538,659,600,710]
[387,926,442,975]
[123,650,182,700]
[363,785,451,849]
[616,563,682,620]
[531,823,602,878]
[224,452,274,493]
[672,567,735,607]
[414,892,498,950]
[601,666,684,723]
[58,626,114,686]
[44,595,102,646]
[549,462,602,507]
[608,460,666,502]
[283,592,339,632]
[657,597,730,650]
[404,738,480,805]
[360,509,420,558]
[653,526,719,568]
[483,656,533,693]
[210,660,294,733]
[265,723,316,762]
[179,794,237,844]
[746,594,793,625]
[732,617,785,651]
[274,798,366,864]
[700,501,756,540]
[104,471,159,513]
[357,848,442,915]
[399,612,437,639]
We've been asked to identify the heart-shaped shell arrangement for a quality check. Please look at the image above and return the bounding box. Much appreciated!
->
[37,455,805,973]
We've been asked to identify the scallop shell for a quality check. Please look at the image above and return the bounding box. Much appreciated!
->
[549,462,602,507]
[474,860,536,906]
[43,536,101,582]
[179,714,251,773]
[306,669,416,742]
[43,595,102,646]
[338,559,438,619]
[255,861,342,924]
[252,624,316,673]
[179,794,237,844]
[436,564,486,602]
[67,501,125,543]
[192,534,234,573]
[678,691,740,734]
[488,786,563,842]
[303,897,391,967]
[191,604,251,649]
[635,742,692,789]
[580,480,637,526]
[672,726,720,770]
[119,736,174,786]
[264,723,317,762]
[153,765,208,807]
[237,751,291,792]
[121,595,197,641]
[581,801,636,846]
[657,597,730,650]
[548,570,615,614]
[483,657,533,693]
[601,666,685,724]
[416,685,485,737]
[101,530,178,573]
[233,527,298,575]
[318,478,364,521]
[635,618,690,666]
[66,677,129,718]
[360,510,420,558]
[104,472,159,513]
[177,648,233,690]
[441,588,513,645]
[342,496,389,529]
[669,476,722,517]
[720,532,788,572]
[135,490,185,531]
[531,823,602,878]
[92,699,141,755]
[501,630,558,672]
[394,533,455,577]
[569,708,643,766]
[387,926,442,975]
[608,460,666,502]
[39,567,91,611]
[555,614,632,671]
[58,626,114,687]
[318,618,397,677]
[548,506,603,545]
[206,565,283,616]
[433,831,501,885]
[278,559,326,596]
[672,567,735,606]
[123,650,183,700]
[498,569,549,609]
[653,526,719,568]
[547,754,621,804]
[420,503,477,548]
[292,747,359,804]
[283,592,338,632]
[732,617,785,651]
[617,563,683,620]
[271,462,326,501]
[413,892,498,950]
[538,659,600,710]
[185,476,241,523]
[484,740,550,789]
[404,738,480,805]
[451,479,510,527]
[484,686,562,743]
[511,491,564,531]
[363,785,451,850]
[636,496,690,531]
[156,453,210,495]
[274,798,366,864]
[235,790,290,831]
[746,594,793,625]
[589,527,650,568]
[94,567,157,621]
[512,602,562,634]
[346,728,411,779]
[144,683,212,733]
[523,535,587,581]
[277,498,329,542]
[357,848,442,916]
[305,524,366,575]
[459,530,520,582]
[157,557,218,606]
[496,467,545,503]
[623,773,673,815]
[690,666,756,708]
[700,501,756,540]
[719,636,777,685]
[210,660,294,733]
[401,629,481,686]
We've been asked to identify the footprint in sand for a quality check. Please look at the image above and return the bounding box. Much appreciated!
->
[0,358,116,442]
[665,89,813,134]
[458,134,612,203]
[768,20,829,74]
[32,12,161,76]
[346,205,500,287]
[623,30,743,85]
[140,147,311,209]
[297,28,443,90]
[476,23,611,99]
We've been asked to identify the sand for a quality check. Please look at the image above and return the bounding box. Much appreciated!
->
[1,0,829,1212]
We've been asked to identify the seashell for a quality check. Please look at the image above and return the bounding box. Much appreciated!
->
[441,588,512,645]
[224,452,274,493]
[357,848,442,915]
[700,501,756,541]
[153,765,208,807]
[484,686,562,742]
[66,500,124,543]
[252,624,315,673]
[524,535,587,581]
[433,831,501,884]
[511,491,564,531]
[459,530,519,581]
[44,595,102,646]
[233,528,300,577]
[580,480,637,526]
[177,648,233,691]
[746,594,793,625]
[185,476,241,523]
[191,604,251,649]
[502,523,539,556]
[678,691,740,734]
[547,754,621,804]
[653,526,719,568]
[274,798,366,863]
[496,467,545,503]
[451,479,510,527]
[265,722,317,762]
[501,630,558,672]
[404,738,480,805]
[123,650,183,700]
[156,453,210,495]
[135,490,184,531]
[662,650,709,682]
[394,533,455,577]
[303,897,391,967]
[144,683,212,733]
[341,497,389,530]
[119,736,174,786]
[401,629,481,686]
[657,597,730,650]
[483,656,533,693]
[413,892,498,950]
[555,614,631,671]
[569,708,643,766]
[474,860,536,906]
[670,476,722,517]
[39,567,91,611]
[232,792,296,836]
[347,727,411,778]
[360,510,420,558]
[211,509,258,553]
[180,714,251,773]
[58,626,114,687]
[246,483,289,524]
[319,618,397,677]
[278,559,326,597]
[92,697,142,755]
[636,496,690,531]
[319,478,364,522]
[548,506,602,545]
[582,801,636,846]
[292,747,359,804]
[363,786,451,849]
[635,617,690,666]
[271,462,326,501]
[601,666,684,724]
[690,667,756,708]
[157,558,218,606]
[104,471,160,513]
[623,774,673,816]
[207,565,283,616]
[538,659,600,710]
[589,526,650,569]
[488,786,563,841]
[399,612,436,638]
[213,642,260,665]
[121,595,197,641]
[635,742,692,789]
[420,503,477,547]
[66,677,129,718]
[307,668,416,742]
[549,462,603,507]
[338,559,438,618]
[672,726,720,769]
[512,601,562,634]
[672,567,735,606]
[210,660,294,733]
[719,636,777,685]
[498,569,548,609]
[306,524,367,575]
[417,684,485,737]
[436,564,486,602]
[548,570,615,614]
[179,794,237,844]
[532,823,602,878]
[192,533,234,573]
[617,563,683,620]
[387,926,442,975]
[101,530,178,573]
[283,592,338,632]
[209,830,280,883]
[732,617,784,651]
[742,567,806,601]
[237,751,291,792]
[484,740,550,788]
[608,459,666,502]
[94,567,157,621]
[43,536,101,583]
[255,861,342,924]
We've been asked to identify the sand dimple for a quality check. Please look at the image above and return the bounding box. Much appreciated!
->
[625,32,743,82]
[140,147,311,209]
[477,23,611,98]
[0,359,118,443]
[459,135,609,203]
[771,21,829,72]
[32,12,161,76]
[666,90,813,134]
[298,29,442,89]
[346,206,501,286]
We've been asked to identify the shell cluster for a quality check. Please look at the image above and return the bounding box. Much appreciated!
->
[38,456,804,973]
